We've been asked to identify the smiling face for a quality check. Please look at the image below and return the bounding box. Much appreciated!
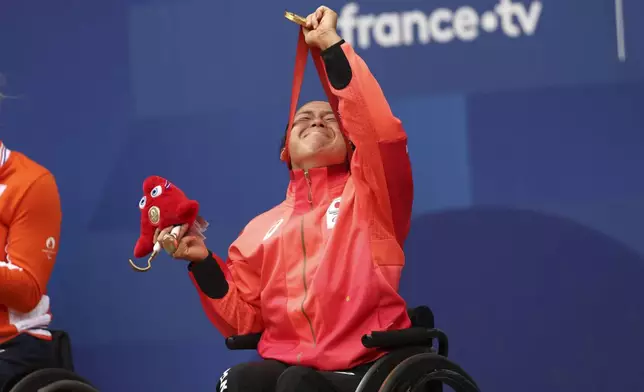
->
[287,101,347,171]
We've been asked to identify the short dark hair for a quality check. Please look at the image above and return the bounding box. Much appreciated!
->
[279,123,289,155]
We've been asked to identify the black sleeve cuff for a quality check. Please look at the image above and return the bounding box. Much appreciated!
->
[188,250,229,299]
[320,39,352,90]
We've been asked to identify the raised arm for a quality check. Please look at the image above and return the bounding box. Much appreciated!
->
[319,40,406,145]
[307,9,413,244]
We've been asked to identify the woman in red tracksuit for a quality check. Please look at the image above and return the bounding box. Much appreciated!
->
[157,5,414,391]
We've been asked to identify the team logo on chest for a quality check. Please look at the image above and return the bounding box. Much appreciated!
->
[325,197,342,229]
[263,218,284,241]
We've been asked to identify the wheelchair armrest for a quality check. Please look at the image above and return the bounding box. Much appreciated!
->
[361,327,449,357]
[225,332,262,350]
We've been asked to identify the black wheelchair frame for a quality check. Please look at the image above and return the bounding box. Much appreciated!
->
[225,306,480,392]
[1,331,98,392]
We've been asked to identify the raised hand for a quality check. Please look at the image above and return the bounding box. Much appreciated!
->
[302,5,343,51]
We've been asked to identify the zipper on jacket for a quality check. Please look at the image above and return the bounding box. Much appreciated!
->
[300,214,317,346]
[304,170,313,206]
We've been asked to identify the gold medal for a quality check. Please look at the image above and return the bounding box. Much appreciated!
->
[161,232,178,254]
[148,206,160,225]
[284,11,307,26]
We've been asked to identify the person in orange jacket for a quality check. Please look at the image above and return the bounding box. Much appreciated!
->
[156,5,414,391]
[0,141,62,387]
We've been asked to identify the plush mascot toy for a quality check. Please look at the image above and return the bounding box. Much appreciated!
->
[128,175,202,272]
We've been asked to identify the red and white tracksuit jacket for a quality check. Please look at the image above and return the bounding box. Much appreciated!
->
[189,40,413,371]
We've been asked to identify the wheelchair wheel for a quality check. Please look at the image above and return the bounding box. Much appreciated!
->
[379,353,480,392]
[7,368,97,392]
[410,369,479,392]
[37,380,99,392]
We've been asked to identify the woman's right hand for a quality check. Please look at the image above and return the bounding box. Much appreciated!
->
[154,224,209,263]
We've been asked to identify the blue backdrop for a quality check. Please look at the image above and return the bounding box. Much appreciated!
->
[1,0,643,391]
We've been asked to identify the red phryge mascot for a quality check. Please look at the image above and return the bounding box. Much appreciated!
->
[128,175,201,272]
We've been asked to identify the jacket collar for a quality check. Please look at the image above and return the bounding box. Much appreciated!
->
[286,163,349,212]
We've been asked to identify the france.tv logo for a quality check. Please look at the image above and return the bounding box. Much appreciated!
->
[336,0,544,49]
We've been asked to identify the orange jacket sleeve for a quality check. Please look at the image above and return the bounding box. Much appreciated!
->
[0,173,61,313]
[321,40,413,244]
[188,249,263,337]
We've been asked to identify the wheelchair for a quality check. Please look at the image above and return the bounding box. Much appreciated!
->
[1,330,98,392]
[225,306,481,392]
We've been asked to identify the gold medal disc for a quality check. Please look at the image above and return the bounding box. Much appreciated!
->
[148,206,160,225]
[284,11,307,26]
[161,233,178,254]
